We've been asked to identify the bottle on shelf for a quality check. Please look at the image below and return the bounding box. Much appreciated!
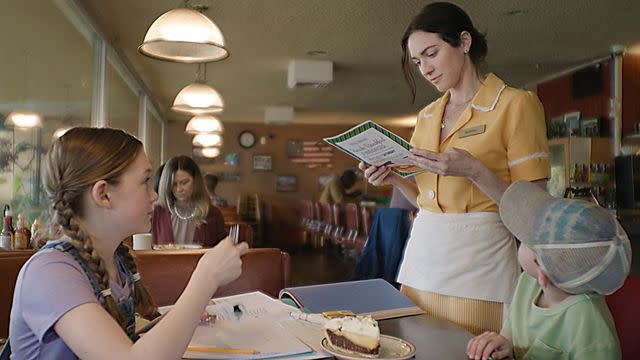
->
[14,213,30,249]
[1,205,14,250]
[30,218,42,249]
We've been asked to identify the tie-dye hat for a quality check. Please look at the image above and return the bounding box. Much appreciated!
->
[500,180,631,295]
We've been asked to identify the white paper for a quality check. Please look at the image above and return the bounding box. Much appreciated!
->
[162,292,312,359]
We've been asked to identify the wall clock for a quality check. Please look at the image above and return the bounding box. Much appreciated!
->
[238,130,256,149]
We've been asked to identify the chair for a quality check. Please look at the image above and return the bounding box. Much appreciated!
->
[0,250,36,340]
[238,193,264,245]
[135,248,290,307]
[297,200,314,247]
[606,275,640,359]
[218,205,240,223]
[319,203,334,246]
[341,203,364,256]
[330,203,344,247]
[359,205,376,247]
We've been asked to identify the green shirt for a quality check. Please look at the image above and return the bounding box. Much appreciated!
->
[504,273,620,360]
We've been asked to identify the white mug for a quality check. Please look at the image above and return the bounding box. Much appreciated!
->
[133,233,153,250]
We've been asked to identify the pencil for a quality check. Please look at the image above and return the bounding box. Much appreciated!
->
[187,346,259,355]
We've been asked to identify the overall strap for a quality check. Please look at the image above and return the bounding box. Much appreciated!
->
[41,240,104,301]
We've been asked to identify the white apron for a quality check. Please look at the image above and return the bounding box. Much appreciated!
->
[396,210,519,304]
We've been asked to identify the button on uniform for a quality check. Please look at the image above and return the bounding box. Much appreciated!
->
[428,190,435,199]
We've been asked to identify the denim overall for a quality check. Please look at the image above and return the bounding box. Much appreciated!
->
[0,241,137,359]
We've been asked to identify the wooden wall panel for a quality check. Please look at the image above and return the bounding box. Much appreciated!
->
[623,53,640,137]
[537,60,611,124]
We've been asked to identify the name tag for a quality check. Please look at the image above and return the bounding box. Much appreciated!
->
[458,125,486,138]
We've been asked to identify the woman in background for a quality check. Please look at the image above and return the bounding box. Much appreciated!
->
[153,155,226,247]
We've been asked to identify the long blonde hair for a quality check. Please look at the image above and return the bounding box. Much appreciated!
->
[44,127,159,327]
[156,155,210,226]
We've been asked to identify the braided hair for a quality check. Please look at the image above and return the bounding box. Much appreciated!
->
[44,127,160,330]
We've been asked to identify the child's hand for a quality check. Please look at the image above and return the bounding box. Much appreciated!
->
[199,237,249,288]
[466,331,512,360]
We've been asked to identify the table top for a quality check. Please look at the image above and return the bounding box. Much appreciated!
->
[379,314,473,360]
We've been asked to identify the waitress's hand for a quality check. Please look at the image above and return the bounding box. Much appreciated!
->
[199,237,249,288]
[358,161,401,186]
[408,147,481,179]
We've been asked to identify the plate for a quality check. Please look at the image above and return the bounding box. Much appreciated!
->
[321,334,416,360]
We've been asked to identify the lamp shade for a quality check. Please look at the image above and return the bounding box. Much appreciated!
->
[193,133,223,147]
[185,115,223,134]
[138,8,229,63]
[5,111,42,128]
[172,82,224,114]
[200,147,221,158]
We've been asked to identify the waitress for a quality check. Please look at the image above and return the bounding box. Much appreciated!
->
[153,155,227,247]
[360,2,549,335]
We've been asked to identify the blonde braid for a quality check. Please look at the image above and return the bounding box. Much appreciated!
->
[54,195,129,330]
[117,243,161,320]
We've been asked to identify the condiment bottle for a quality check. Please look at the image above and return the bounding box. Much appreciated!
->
[1,205,14,250]
[13,213,30,249]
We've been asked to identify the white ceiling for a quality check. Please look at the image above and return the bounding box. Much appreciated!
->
[13,0,640,126]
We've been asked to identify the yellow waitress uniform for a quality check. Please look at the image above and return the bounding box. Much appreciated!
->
[396,73,549,335]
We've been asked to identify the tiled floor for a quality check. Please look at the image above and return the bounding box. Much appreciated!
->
[284,246,357,286]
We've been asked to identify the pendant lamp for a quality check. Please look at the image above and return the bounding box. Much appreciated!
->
[193,133,223,147]
[5,111,42,129]
[185,115,223,134]
[172,64,224,114]
[138,5,229,63]
[199,147,221,158]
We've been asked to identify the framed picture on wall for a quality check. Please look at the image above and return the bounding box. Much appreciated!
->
[252,155,272,171]
[276,175,297,192]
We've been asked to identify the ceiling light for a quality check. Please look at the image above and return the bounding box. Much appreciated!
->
[5,111,42,128]
[172,82,224,114]
[193,133,222,147]
[139,7,229,63]
[185,115,223,134]
[200,147,221,158]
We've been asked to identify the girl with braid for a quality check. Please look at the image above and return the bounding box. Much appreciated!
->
[7,127,248,359]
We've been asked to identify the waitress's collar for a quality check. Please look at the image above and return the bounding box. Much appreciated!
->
[421,73,506,119]
[470,73,506,113]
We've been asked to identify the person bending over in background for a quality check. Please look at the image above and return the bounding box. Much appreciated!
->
[319,169,362,204]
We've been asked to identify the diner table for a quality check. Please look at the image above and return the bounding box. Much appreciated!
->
[378,314,473,360]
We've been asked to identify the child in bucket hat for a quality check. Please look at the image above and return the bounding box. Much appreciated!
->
[467,180,631,360]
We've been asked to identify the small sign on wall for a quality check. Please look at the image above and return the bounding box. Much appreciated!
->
[276,175,297,192]
[253,154,272,171]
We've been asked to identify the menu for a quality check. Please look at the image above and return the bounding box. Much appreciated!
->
[323,120,424,178]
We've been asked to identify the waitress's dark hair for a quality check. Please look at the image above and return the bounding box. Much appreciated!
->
[401,2,488,102]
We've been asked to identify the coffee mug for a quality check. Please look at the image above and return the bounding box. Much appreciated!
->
[133,233,153,250]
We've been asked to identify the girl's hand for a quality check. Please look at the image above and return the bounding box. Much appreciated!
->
[358,162,401,186]
[199,237,249,288]
[408,147,481,179]
[466,331,513,360]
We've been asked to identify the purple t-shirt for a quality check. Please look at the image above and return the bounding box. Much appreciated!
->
[9,248,131,359]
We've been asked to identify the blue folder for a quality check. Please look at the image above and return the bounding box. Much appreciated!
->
[278,278,423,320]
